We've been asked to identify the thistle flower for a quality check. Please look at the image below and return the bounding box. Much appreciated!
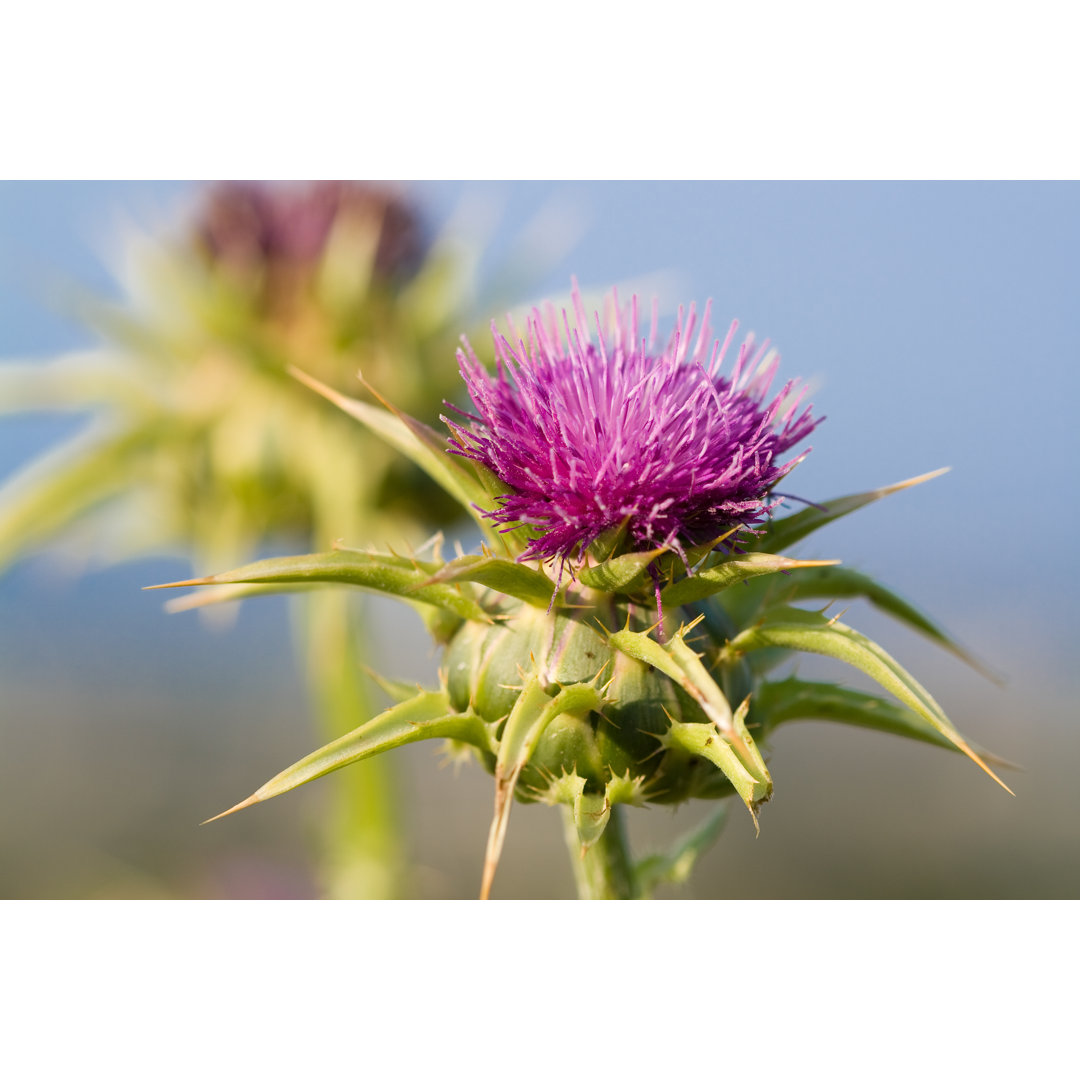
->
[195,180,425,294]
[156,280,1011,900]
[445,283,819,576]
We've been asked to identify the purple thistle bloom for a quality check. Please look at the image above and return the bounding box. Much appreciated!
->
[195,181,425,281]
[444,282,820,576]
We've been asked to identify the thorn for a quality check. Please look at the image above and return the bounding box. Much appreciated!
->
[957,739,1016,796]
[143,576,216,591]
[677,613,707,638]
[201,793,259,824]
[895,466,950,489]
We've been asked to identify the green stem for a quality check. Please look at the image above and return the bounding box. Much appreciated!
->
[561,804,637,900]
[295,590,404,900]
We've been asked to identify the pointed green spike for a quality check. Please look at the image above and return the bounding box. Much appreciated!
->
[204,690,488,822]
[145,548,492,624]
[362,668,425,706]
[755,469,949,554]
[724,606,1013,794]
[660,552,840,608]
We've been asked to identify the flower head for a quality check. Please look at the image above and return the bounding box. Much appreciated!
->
[194,181,425,298]
[445,282,820,572]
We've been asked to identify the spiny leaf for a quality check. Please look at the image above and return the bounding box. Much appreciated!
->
[749,565,999,683]
[481,676,608,900]
[146,548,492,624]
[755,469,949,554]
[660,552,839,608]
[725,606,1012,794]
[662,720,767,823]
[288,366,503,545]
[753,677,967,752]
[422,553,556,608]
[608,626,771,820]
[204,691,489,822]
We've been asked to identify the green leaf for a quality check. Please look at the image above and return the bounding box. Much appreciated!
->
[0,424,156,570]
[754,469,949,554]
[724,606,1012,793]
[161,575,465,650]
[0,351,151,413]
[205,691,490,822]
[634,805,729,898]
[752,565,997,681]
[753,677,967,752]
[288,366,503,545]
[423,553,556,608]
[481,675,608,899]
[577,547,664,592]
[146,548,492,624]
[660,552,839,608]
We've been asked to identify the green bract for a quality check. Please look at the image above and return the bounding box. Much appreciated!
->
[152,371,1010,899]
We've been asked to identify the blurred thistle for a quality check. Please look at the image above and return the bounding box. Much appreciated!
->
[0,180,558,898]
[156,281,1011,900]
[193,181,425,325]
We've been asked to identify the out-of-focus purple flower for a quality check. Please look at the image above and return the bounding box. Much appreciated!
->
[194,181,425,282]
[445,282,820,572]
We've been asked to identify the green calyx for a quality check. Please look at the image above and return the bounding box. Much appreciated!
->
[445,602,747,814]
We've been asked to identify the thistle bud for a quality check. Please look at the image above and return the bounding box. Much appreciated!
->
[444,599,731,813]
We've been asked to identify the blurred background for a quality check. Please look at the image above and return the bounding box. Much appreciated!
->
[1,181,1077,899]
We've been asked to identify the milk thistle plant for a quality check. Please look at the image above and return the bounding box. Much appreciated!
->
[156,282,1010,899]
